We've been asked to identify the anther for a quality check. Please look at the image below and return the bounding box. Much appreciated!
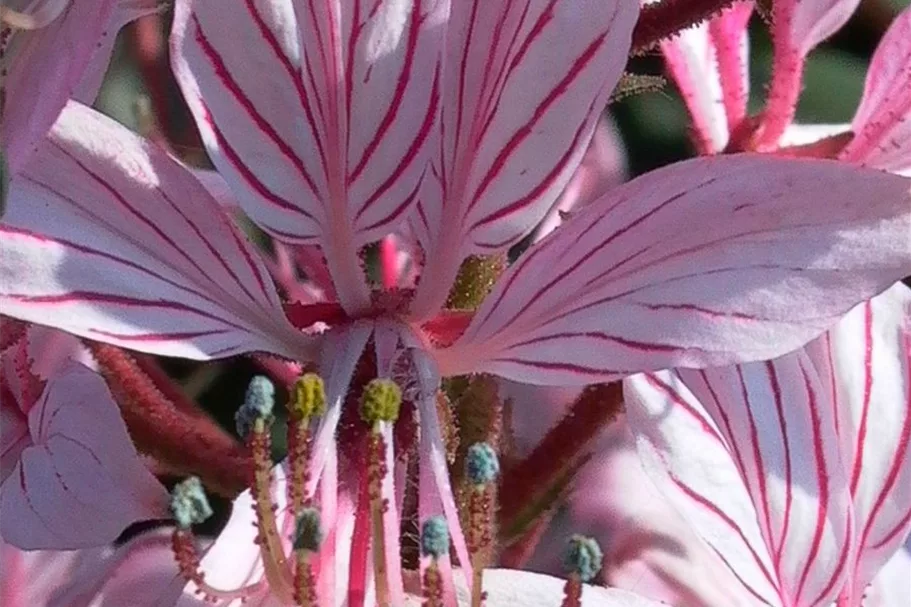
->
[359,378,402,427]
[291,373,325,419]
[421,516,450,607]
[560,535,603,607]
[292,507,324,553]
[235,375,275,438]
[170,476,213,529]
[292,507,322,607]
[465,442,499,487]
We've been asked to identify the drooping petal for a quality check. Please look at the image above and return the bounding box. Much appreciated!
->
[660,2,753,154]
[807,284,911,599]
[171,0,448,313]
[409,0,638,319]
[436,155,911,384]
[0,362,170,550]
[625,363,852,607]
[0,102,314,360]
[838,6,911,175]
[0,0,155,173]
[754,0,861,147]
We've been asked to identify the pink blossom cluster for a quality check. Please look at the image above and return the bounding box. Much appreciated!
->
[0,0,909,605]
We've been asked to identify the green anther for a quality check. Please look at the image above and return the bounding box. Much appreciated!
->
[446,254,506,310]
[170,476,213,529]
[465,442,500,486]
[563,534,603,583]
[291,373,326,418]
[292,507,324,552]
[420,516,450,559]
[235,375,275,438]
[359,378,402,425]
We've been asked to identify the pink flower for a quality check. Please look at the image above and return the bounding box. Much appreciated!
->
[0,0,160,174]
[0,325,170,549]
[662,0,911,170]
[0,531,182,606]
[2,0,911,602]
[625,284,911,606]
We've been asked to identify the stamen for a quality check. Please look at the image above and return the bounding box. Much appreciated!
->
[421,516,450,607]
[465,442,499,607]
[360,379,402,606]
[286,373,325,514]
[561,535,603,607]
[237,376,295,603]
[169,477,261,603]
[292,507,323,607]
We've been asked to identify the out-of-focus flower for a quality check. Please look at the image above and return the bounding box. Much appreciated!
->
[0,325,169,549]
[662,1,911,174]
[0,0,160,175]
[2,0,911,603]
[0,531,182,606]
[626,284,911,606]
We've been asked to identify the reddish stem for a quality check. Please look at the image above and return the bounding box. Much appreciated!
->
[498,383,623,531]
[88,342,250,497]
[632,0,742,53]
[130,16,169,139]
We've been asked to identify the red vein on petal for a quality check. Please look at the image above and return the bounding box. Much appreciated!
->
[243,0,328,171]
[202,105,305,216]
[355,66,440,228]
[359,166,425,233]
[849,302,875,496]
[452,0,482,164]
[671,476,779,596]
[793,361,831,604]
[192,14,320,200]
[766,362,793,570]
[507,330,681,354]
[646,373,724,443]
[89,328,232,343]
[348,0,423,187]
[870,506,911,550]
[465,31,606,218]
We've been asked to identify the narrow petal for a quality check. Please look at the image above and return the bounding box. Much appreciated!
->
[807,284,911,597]
[1,0,152,172]
[436,155,911,384]
[409,0,638,319]
[838,7,911,175]
[755,0,860,146]
[660,3,753,154]
[625,363,852,607]
[0,102,313,360]
[0,362,170,550]
[171,0,448,312]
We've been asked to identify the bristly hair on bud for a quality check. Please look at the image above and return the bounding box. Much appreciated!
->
[293,507,323,553]
[563,535,603,583]
[360,378,402,425]
[465,442,500,486]
[235,375,275,438]
[170,476,213,529]
[291,373,325,419]
[421,516,450,559]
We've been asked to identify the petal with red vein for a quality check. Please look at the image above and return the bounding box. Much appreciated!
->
[170,0,447,311]
[0,362,169,550]
[409,0,638,319]
[0,102,314,360]
[435,155,911,384]
[838,7,911,175]
[626,363,853,607]
[660,2,753,154]
[807,284,911,598]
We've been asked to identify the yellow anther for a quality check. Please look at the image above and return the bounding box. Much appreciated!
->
[291,373,325,419]
[360,379,402,425]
